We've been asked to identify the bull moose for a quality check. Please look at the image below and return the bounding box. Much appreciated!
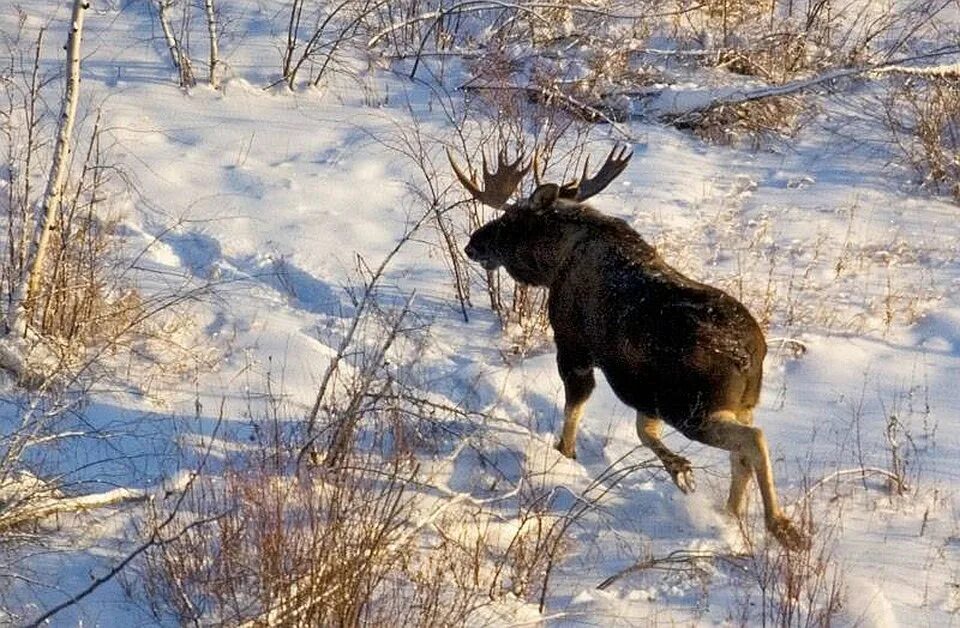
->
[449,145,806,550]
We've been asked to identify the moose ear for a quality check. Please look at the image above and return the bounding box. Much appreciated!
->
[529,183,560,211]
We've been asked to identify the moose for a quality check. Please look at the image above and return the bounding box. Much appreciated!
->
[449,145,807,550]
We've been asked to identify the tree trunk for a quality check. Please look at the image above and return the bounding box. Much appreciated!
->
[7,0,89,342]
[204,0,221,88]
[157,0,195,88]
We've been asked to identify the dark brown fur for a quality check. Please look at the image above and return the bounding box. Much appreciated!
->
[465,183,806,549]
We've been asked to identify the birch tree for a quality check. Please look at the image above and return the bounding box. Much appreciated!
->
[1,0,89,378]
[157,0,195,88]
[204,0,221,88]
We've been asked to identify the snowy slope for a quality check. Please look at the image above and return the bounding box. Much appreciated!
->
[2,1,959,626]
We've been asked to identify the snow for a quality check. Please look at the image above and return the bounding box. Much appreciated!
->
[2,1,960,626]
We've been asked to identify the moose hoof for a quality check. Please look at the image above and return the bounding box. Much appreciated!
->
[667,457,695,494]
[555,440,577,460]
[768,515,810,551]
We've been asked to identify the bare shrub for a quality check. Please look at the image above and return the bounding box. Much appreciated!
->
[884,75,960,202]
[655,0,957,147]
[375,104,475,323]
[715,32,815,82]
[277,0,387,90]
[139,448,458,625]
[30,112,143,348]
[877,381,930,496]
[369,1,652,123]
[135,350,492,625]
[485,480,568,605]
[1,24,48,330]
[676,95,808,147]
[684,0,934,77]
[735,503,845,627]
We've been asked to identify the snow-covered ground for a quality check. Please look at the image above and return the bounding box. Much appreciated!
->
[2,1,960,625]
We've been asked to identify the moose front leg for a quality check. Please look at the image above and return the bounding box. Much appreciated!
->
[636,413,695,494]
[556,351,595,459]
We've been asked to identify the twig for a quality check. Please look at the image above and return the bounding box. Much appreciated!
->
[793,466,908,505]
[597,549,721,590]
[368,1,708,48]
[25,402,226,626]
[25,511,226,628]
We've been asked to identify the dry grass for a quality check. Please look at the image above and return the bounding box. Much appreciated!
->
[650,190,938,340]
[133,381,583,624]
[678,95,809,148]
[885,76,960,203]
[734,506,845,627]
[137,451,488,626]
[0,28,159,380]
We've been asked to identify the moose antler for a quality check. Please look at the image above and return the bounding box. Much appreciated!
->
[532,149,582,191]
[561,144,633,201]
[447,148,531,209]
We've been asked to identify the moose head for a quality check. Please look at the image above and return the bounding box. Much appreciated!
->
[449,145,633,286]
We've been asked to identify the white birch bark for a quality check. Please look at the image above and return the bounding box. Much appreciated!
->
[5,0,89,351]
[204,0,221,88]
[157,0,194,87]
[157,0,182,72]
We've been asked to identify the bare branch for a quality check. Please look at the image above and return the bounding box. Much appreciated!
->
[0,486,148,534]
[662,46,960,124]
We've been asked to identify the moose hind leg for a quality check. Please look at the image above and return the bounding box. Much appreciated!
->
[701,411,808,550]
[726,411,754,517]
[556,363,595,459]
[636,413,695,494]
[727,451,752,517]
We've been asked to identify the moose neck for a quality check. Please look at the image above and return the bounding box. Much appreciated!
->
[506,225,584,287]
[504,205,652,288]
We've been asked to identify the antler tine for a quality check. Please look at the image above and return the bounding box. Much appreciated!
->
[554,154,587,198]
[447,147,530,209]
[484,150,531,208]
[447,148,486,199]
[507,151,527,171]
[572,143,633,201]
[532,150,544,186]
